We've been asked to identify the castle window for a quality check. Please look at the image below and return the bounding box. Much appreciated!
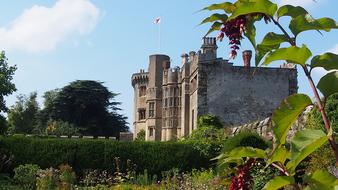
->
[169,98,173,107]
[149,102,155,118]
[138,108,146,120]
[192,109,195,130]
[149,127,154,137]
[139,86,146,97]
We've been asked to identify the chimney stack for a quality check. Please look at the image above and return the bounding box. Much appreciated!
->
[242,50,252,68]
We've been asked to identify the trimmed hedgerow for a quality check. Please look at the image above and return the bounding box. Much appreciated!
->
[0,136,220,175]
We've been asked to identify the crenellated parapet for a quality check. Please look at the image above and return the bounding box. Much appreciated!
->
[131,69,149,87]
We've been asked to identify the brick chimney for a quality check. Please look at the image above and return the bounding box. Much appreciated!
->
[242,50,252,68]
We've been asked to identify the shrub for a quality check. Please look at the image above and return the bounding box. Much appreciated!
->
[0,136,217,176]
[46,120,80,137]
[0,147,14,174]
[197,114,224,129]
[59,164,76,189]
[134,130,145,141]
[36,167,59,190]
[221,131,269,154]
[13,164,40,189]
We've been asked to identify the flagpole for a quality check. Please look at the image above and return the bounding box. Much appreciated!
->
[154,17,161,53]
[158,19,161,52]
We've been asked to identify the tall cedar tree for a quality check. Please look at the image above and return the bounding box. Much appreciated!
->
[41,80,128,137]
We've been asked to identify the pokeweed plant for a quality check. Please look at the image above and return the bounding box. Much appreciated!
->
[201,0,338,189]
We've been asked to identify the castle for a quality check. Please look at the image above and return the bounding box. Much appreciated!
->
[131,37,298,141]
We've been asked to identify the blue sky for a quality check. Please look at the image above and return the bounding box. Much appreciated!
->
[1,0,337,131]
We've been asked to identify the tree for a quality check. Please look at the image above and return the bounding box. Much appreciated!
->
[0,51,16,134]
[189,114,226,141]
[0,51,17,114]
[7,92,39,134]
[41,80,128,137]
[34,89,60,134]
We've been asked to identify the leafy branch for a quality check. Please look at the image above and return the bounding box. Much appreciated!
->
[201,0,338,189]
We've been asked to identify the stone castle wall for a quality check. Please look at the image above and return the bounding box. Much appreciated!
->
[131,37,298,141]
[198,63,298,126]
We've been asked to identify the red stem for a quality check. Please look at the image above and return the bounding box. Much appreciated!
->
[270,16,338,165]
[303,66,338,165]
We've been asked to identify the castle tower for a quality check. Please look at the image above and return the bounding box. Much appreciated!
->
[131,70,149,138]
[180,53,191,137]
[146,54,170,141]
[162,67,181,141]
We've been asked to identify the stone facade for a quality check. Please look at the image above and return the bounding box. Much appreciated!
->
[131,37,298,141]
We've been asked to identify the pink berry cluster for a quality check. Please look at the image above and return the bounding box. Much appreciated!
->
[229,158,255,190]
[217,14,271,59]
[218,15,247,59]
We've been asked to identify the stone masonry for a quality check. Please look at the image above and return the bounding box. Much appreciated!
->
[131,37,298,141]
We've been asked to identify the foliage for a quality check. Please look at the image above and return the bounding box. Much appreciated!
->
[184,114,227,157]
[13,164,40,189]
[59,164,77,189]
[7,92,39,134]
[0,51,17,114]
[0,115,7,135]
[0,147,13,174]
[46,120,80,137]
[134,129,145,141]
[202,0,338,189]
[189,114,227,141]
[197,114,224,129]
[38,80,128,137]
[221,131,269,154]
[305,94,338,174]
[0,136,217,176]
[307,93,338,133]
[251,162,280,190]
[36,167,59,190]
[159,168,225,190]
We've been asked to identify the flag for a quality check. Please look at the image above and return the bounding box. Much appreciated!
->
[154,17,161,24]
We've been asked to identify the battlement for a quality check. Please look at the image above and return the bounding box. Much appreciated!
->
[131,70,149,87]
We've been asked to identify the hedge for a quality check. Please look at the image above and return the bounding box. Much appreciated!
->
[0,136,220,175]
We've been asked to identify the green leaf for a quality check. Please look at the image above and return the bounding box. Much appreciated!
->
[317,71,338,98]
[255,32,289,66]
[227,147,266,159]
[205,22,223,36]
[201,2,236,14]
[289,14,338,36]
[229,0,277,20]
[286,130,328,173]
[277,5,308,19]
[262,176,295,190]
[303,170,338,190]
[263,45,312,66]
[260,32,289,46]
[268,146,288,165]
[255,44,276,66]
[311,53,338,71]
[244,19,256,47]
[273,94,312,145]
[200,13,228,25]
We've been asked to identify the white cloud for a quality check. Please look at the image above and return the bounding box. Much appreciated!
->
[278,0,317,7]
[0,0,99,53]
[327,44,338,54]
